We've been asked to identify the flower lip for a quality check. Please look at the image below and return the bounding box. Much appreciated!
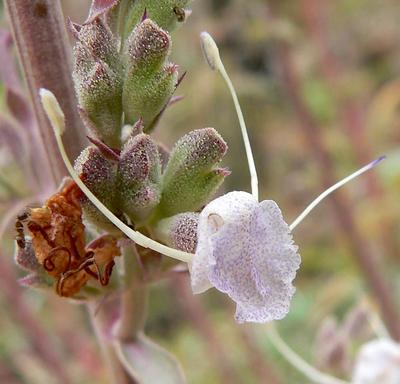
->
[191,191,301,323]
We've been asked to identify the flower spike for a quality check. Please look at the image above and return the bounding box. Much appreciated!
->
[39,88,192,263]
[200,32,259,200]
[289,157,386,231]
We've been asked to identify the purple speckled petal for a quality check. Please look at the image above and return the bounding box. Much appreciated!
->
[190,191,301,323]
[243,200,300,323]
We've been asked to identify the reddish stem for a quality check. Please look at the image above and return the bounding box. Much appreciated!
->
[271,38,400,340]
[299,0,398,256]
[5,0,87,187]
[267,0,400,341]
[299,0,382,197]
[88,300,137,384]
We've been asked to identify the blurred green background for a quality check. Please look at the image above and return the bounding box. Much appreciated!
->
[1,0,400,383]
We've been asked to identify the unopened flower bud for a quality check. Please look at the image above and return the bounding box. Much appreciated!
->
[314,317,350,375]
[76,61,123,148]
[118,133,162,223]
[74,18,119,68]
[157,128,229,217]
[75,146,120,232]
[342,302,373,341]
[154,212,199,253]
[121,0,191,38]
[125,19,171,70]
[122,20,178,128]
[73,18,123,147]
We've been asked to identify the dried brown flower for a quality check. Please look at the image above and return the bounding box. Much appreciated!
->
[16,180,120,297]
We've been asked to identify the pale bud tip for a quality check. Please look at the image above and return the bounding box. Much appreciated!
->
[200,31,220,71]
[39,88,66,135]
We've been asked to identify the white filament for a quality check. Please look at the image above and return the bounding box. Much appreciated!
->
[40,89,192,263]
[201,32,259,200]
[289,157,385,231]
[266,324,350,384]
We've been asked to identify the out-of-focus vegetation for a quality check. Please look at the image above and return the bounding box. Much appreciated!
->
[1,1,400,383]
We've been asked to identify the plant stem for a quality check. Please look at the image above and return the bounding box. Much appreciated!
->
[5,0,86,187]
[267,6,400,340]
[115,244,149,341]
[299,0,399,256]
[299,0,379,190]
[88,301,136,384]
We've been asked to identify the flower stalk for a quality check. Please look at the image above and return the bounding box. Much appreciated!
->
[115,245,149,341]
[88,301,136,384]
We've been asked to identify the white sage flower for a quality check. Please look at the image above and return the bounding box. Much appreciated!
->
[352,339,400,384]
[191,191,300,323]
[42,31,384,328]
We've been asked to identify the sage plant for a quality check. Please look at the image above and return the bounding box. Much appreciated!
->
[9,1,392,383]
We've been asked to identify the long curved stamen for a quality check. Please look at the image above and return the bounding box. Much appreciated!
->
[200,32,259,201]
[266,324,350,384]
[40,89,192,263]
[289,157,385,231]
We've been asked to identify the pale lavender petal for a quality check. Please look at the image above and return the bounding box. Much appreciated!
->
[243,200,300,323]
[191,191,258,294]
[191,191,301,323]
